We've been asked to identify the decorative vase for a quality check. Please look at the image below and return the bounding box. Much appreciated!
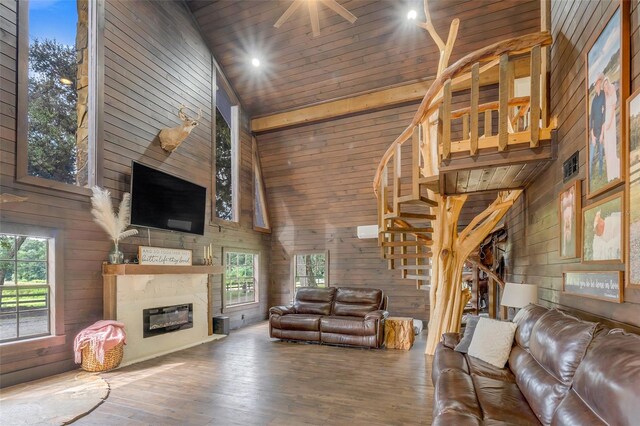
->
[108,243,124,264]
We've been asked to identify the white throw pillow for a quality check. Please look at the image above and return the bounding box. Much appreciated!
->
[467,317,517,368]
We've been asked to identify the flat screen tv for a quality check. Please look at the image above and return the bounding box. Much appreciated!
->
[130,161,206,235]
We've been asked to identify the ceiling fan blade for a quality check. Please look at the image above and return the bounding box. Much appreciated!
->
[274,0,303,29]
[321,0,357,24]
[308,0,320,37]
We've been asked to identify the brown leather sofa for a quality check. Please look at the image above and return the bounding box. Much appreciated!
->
[432,304,640,425]
[269,287,388,348]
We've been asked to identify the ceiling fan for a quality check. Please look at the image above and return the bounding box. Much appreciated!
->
[274,0,357,38]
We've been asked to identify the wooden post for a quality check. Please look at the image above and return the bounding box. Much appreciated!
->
[540,0,550,128]
[529,45,541,147]
[462,114,469,142]
[442,79,452,159]
[378,165,387,246]
[393,147,401,215]
[484,110,492,138]
[412,126,420,198]
[470,62,479,155]
[471,264,479,314]
[400,233,407,277]
[488,278,496,318]
[498,54,510,151]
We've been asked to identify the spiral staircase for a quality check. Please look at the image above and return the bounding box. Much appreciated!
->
[374,31,557,291]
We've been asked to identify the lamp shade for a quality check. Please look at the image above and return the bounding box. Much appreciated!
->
[501,282,538,308]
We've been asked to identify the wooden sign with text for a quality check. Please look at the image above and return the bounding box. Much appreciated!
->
[138,246,192,266]
[563,271,623,303]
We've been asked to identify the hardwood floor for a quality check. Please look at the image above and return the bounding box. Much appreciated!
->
[75,321,434,425]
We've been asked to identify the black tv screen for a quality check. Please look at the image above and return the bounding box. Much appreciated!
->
[130,162,206,235]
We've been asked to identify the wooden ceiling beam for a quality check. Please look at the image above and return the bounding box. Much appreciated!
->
[251,56,530,133]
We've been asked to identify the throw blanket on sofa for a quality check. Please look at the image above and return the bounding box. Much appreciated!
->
[74,320,126,364]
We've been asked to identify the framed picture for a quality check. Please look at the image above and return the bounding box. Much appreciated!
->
[559,181,582,258]
[627,89,640,287]
[582,192,624,263]
[563,271,623,303]
[585,2,629,199]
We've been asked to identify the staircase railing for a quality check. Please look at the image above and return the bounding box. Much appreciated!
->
[373,31,553,287]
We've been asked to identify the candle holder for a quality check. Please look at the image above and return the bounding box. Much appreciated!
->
[203,243,214,266]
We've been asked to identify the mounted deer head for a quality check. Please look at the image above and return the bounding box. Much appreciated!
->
[158,104,202,152]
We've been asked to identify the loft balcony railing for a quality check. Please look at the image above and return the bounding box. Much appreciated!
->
[373,31,554,289]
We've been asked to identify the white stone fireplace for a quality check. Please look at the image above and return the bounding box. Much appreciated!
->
[102,264,224,366]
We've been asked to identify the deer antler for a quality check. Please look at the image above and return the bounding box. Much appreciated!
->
[195,108,202,122]
[178,104,187,121]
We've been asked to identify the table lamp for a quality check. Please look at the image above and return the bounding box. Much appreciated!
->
[501,282,538,308]
[501,282,538,319]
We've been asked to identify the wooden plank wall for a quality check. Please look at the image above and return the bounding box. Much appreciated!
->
[504,0,640,327]
[258,105,431,319]
[0,0,270,387]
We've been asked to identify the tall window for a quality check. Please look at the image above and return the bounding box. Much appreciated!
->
[0,234,51,342]
[293,251,329,292]
[18,0,97,189]
[252,137,270,232]
[214,77,239,221]
[224,251,259,308]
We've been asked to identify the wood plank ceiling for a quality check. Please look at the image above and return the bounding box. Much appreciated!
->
[187,0,540,117]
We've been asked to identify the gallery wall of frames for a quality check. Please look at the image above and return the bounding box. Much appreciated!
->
[504,0,640,327]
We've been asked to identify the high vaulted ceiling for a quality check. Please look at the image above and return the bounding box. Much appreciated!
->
[187,0,540,117]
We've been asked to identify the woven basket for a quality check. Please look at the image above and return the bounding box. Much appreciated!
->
[81,342,124,372]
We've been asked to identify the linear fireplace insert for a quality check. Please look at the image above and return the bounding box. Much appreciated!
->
[143,303,193,338]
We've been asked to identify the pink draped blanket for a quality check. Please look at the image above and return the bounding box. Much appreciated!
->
[74,320,127,364]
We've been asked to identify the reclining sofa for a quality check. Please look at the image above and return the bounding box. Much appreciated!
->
[269,287,388,348]
[431,304,640,425]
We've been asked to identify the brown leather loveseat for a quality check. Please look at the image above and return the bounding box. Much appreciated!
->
[432,304,640,425]
[269,287,388,348]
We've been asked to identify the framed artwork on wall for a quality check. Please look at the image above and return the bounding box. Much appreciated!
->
[563,271,623,303]
[627,89,640,287]
[582,192,624,264]
[585,2,629,199]
[558,180,582,259]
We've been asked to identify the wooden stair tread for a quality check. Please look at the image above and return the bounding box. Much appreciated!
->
[395,265,431,270]
[383,227,434,233]
[397,195,438,207]
[381,241,433,247]
[418,175,439,184]
[384,253,433,259]
[384,212,436,220]
[405,275,430,280]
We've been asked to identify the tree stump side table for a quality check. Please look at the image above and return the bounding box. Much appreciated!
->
[384,317,415,350]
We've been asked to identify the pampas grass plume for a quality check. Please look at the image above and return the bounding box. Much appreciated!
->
[90,186,138,245]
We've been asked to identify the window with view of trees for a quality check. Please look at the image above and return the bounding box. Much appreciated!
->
[224,251,258,307]
[18,0,95,188]
[0,234,51,342]
[253,137,270,232]
[293,252,329,292]
[215,80,239,221]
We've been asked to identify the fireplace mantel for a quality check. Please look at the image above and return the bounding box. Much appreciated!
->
[102,263,224,367]
[102,263,223,276]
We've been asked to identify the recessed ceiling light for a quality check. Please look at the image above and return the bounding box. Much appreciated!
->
[251,58,261,67]
[407,9,417,20]
[59,77,73,85]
